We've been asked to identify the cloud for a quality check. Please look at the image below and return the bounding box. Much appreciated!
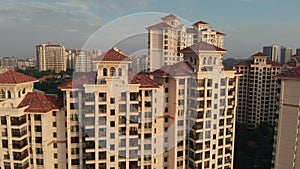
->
[0,0,103,56]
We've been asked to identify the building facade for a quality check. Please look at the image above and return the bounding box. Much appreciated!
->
[235,52,282,128]
[0,70,66,169]
[128,55,150,73]
[279,46,292,65]
[36,43,66,73]
[273,54,300,169]
[152,41,240,169]
[60,48,165,169]
[147,14,225,71]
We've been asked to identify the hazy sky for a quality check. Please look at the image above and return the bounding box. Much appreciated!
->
[0,0,299,59]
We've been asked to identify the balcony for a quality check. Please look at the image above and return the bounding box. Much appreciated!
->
[10,116,26,126]
[13,150,28,161]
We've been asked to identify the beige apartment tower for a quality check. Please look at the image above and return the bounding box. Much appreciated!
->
[273,54,300,169]
[0,70,66,169]
[147,14,225,71]
[36,43,66,73]
[235,52,282,128]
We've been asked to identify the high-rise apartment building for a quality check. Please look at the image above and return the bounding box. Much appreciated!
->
[279,46,292,64]
[0,57,17,69]
[59,43,240,168]
[36,43,66,73]
[152,41,240,169]
[60,48,165,169]
[235,52,282,128]
[273,53,300,169]
[128,55,149,73]
[263,45,279,62]
[147,14,225,71]
[0,70,66,169]
[296,48,300,54]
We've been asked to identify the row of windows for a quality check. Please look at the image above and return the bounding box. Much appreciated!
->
[102,67,122,76]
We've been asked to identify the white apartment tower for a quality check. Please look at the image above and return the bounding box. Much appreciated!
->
[152,41,240,169]
[60,48,165,169]
[36,43,66,73]
[235,52,282,128]
[0,70,66,169]
[147,14,225,71]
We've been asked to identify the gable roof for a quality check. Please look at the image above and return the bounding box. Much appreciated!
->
[180,41,227,53]
[151,61,195,77]
[193,21,208,26]
[92,48,131,62]
[59,72,96,89]
[161,14,178,20]
[129,73,160,88]
[146,22,172,30]
[0,70,38,84]
[277,66,300,79]
[18,92,62,113]
[252,52,268,57]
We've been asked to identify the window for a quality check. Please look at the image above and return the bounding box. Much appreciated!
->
[103,68,107,76]
[118,68,122,76]
[110,156,115,162]
[109,67,116,76]
[110,109,115,116]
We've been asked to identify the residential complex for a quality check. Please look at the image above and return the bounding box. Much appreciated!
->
[152,42,240,169]
[36,43,66,73]
[235,52,282,128]
[147,14,225,71]
[0,70,66,169]
[273,53,300,169]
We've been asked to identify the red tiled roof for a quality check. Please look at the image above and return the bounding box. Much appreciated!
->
[252,52,268,57]
[266,61,282,67]
[277,66,300,79]
[18,92,62,113]
[180,41,227,53]
[151,61,195,77]
[59,72,96,89]
[146,22,172,30]
[223,67,235,71]
[193,21,208,26]
[129,73,160,88]
[235,59,281,67]
[234,60,252,66]
[161,14,178,20]
[216,31,226,36]
[286,60,296,68]
[92,49,131,62]
[186,28,196,34]
[293,53,300,57]
[0,70,38,84]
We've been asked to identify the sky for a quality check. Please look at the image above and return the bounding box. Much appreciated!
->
[0,0,299,59]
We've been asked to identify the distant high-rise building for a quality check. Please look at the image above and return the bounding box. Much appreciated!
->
[296,48,300,54]
[128,55,149,73]
[235,52,282,128]
[36,43,66,73]
[147,14,225,71]
[273,53,300,169]
[279,46,292,64]
[263,45,279,62]
[65,49,102,72]
[0,57,17,68]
